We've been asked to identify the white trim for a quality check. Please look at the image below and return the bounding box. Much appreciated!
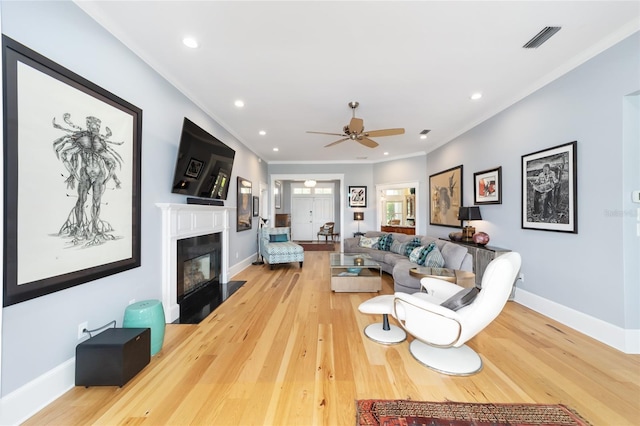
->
[375,181,420,234]
[514,288,640,354]
[0,358,74,426]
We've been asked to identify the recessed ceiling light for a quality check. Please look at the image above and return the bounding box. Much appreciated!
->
[420,134,428,140]
[234,100,245,108]
[419,129,431,139]
[259,130,266,136]
[182,37,198,49]
[470,93,482,100]
[273,147,279,152]
[384,152,389,155]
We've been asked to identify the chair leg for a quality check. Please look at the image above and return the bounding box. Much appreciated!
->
[299,261,303,267]
[363,314,406,345]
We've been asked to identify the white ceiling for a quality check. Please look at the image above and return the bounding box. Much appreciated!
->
[76,1,639,164]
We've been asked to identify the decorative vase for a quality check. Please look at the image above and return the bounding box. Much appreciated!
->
[472,232,490,245]
[448,232,463,242]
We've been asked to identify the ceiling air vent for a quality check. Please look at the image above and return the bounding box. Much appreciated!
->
[523,26,561,49]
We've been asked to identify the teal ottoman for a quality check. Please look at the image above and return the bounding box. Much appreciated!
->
[123,300,166,356]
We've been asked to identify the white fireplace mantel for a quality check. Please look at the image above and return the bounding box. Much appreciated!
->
[156,203,231,323]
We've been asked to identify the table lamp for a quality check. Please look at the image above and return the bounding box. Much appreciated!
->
[354,212,364,233]
[458,206,482,242]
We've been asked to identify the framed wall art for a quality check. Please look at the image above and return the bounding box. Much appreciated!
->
[521,141,577,233]
[184,158,204,179]
[2,36,142,306]
[429,165,463,227]
[274,180,282,209]
[474,166,502,205]
[349,186,367,208]
[237,177,252,232]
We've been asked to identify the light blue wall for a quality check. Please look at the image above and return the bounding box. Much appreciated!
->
[427,32,640,328]
[0,1,267,395]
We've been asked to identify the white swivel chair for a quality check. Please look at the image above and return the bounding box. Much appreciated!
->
[392,252,521,375]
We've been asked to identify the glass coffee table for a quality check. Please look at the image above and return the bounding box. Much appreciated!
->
[329,253,382,292]
[409,266,475,288]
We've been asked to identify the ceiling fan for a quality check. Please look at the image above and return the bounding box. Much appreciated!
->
[306,101,405,148]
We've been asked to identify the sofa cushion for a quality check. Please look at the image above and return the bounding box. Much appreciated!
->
[378,234,394,251]
[359,236,379,249]
[269,234,288,242]
[404,237,422,256]
[423,245,445,267]
[390,240,407,255]
[439,243,469,269]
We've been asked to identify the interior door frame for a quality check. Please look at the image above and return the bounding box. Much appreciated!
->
[270,173,344,251]
[375,181,421,234]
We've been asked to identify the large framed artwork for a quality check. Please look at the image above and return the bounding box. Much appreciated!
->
[349,186,367,208]
[237,177,252,232]
[2,36,142,306]
[522,141,577,233]
[429,165,463,227]
[473,166,502,205]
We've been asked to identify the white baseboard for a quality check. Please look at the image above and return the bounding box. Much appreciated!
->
[228,254,255,279]
[514,288,640,354]
[0,357,74,426]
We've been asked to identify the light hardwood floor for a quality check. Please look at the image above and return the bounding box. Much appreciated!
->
[25,250,640,425]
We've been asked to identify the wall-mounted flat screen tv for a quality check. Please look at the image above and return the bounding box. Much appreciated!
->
[171,118,236,201]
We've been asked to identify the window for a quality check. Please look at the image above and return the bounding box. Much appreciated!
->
[385,201,403,224]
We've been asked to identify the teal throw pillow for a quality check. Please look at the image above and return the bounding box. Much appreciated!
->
[416,242,437,265]
[409,245,424,263]
[378,234,393,251]
[269,234,288,242]
[404,237,422,256]
[423,245,445,267]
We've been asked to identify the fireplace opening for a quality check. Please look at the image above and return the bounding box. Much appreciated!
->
[176,232,245,324]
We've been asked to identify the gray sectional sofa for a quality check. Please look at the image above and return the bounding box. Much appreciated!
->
[343,231,472,293]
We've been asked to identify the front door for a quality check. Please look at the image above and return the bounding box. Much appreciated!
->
[291,197,314,240]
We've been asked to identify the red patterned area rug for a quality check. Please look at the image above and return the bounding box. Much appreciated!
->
[356,400,591,426]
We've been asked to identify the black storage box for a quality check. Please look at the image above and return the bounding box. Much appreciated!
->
[75,327,150,387]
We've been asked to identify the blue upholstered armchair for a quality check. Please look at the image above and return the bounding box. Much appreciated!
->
[259,227,304,270]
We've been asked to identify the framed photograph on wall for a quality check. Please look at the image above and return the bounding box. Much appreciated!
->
[429,165,463,227]
[274,180,282,209]
[237,177,252,232]
[349,186,367,208]
[252,196,259,217]
[521,141,577,233]
[474,166,502,205]
[2,36,142,306]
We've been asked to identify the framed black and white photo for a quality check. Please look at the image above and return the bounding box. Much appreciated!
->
[349,186,367,208]
[2,36,142,306]
[252,196,259,217]
[429,165,463,227]
[184,158,204,179]
[474,166,502,205]
[237,177,252,231]
[522,141,577,233]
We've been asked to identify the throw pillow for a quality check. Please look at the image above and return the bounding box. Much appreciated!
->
[390,240,407,255]
[269,234,288,242]
[378,233,393,251]
[358,236,379,249]
[440,287,480,311]
[416,242,437,265]
[409,246,425,263]
[423,245,445,267]
[404,237,422,257]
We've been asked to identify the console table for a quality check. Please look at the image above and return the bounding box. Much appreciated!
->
[441,239,511,287]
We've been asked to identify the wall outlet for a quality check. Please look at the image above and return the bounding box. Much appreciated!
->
[632,190,640,203]
[77,321,88,340]
[518,273,525,284]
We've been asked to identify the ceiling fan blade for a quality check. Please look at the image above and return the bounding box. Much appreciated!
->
[349,117,364,134]
[364,128,405,137]
[307,131,346,136]
[359,137,379,148]
[324,138,350,148]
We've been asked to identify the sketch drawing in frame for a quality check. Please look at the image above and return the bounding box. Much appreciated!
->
[474,166,502,205]
[237,177,252,232]
[521,141,577,233]
[349,186,367,208]
[429,165,463,227]
[274,180,282,209]
[2,36,142,306]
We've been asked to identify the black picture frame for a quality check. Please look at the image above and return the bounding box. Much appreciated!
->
[237,177,252,232]
[349,186,367,208]
[252,196,259,217]
[2,36,142,306]
[429,165,463,227]
[184,157,204,179]
[521,141,577,233]
[474,166,502,205]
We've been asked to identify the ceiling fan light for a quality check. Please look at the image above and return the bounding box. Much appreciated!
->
[304,179,317,188]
